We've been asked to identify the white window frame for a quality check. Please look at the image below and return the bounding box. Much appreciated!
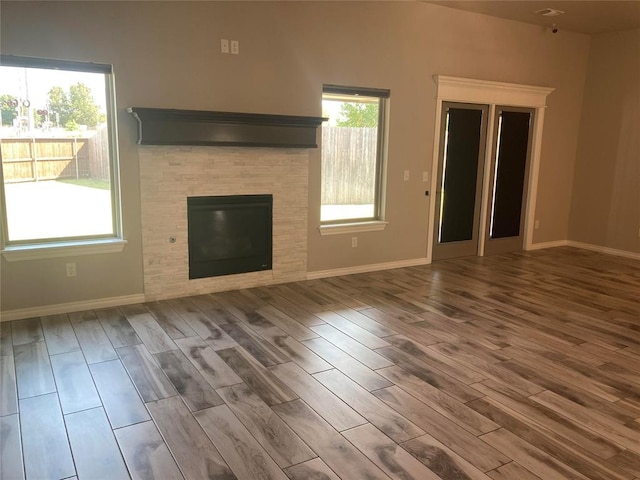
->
[0,55,125,261]
[319,85,389,235]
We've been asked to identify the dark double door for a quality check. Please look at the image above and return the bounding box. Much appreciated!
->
[433,103,533,260]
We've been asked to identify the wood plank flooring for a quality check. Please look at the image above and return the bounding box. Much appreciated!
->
[1,247,639,480]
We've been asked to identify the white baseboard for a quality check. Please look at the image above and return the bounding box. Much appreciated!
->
[4,241,637,323]
[306,258,429,280]
[527,238,640,260]
[527,240,569,250]
[0,293,146,322]
[566,241,640,260]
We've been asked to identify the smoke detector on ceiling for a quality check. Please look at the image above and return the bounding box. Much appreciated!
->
[535,8,565,17]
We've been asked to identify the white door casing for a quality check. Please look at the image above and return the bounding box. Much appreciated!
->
[426,76,554,263]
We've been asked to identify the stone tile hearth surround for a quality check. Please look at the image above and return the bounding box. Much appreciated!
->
[138,146,309,301]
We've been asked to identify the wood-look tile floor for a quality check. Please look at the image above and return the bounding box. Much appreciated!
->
[1,247,640,480]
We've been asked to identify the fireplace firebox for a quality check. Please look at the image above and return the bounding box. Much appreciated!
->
[187,195,273,279]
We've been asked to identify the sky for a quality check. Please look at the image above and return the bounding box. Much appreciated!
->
[0,66,107,113]
[322,99,343,126]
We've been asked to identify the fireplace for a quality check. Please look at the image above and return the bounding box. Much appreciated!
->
[132,107,321,299]
[187,194,273,279]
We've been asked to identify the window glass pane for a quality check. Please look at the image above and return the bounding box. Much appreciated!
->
[321,94,379,222]
[1,64,114,242]
[438,108,483,243]
[490,111,531,239]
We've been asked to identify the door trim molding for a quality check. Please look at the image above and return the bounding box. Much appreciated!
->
[427,76,555,263]
[431,76,554,108]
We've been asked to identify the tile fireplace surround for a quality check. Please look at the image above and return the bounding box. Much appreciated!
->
[138,146,309,301]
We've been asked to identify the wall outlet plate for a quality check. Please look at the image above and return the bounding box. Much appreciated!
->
[66,262,77,277]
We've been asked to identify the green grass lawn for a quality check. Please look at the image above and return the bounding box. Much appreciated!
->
[57,178,110,190]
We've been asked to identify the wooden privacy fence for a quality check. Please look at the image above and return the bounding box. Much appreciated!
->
[1,128,109,183]
[321,126,378,205]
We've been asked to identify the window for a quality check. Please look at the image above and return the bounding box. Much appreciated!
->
[0,55,122,256]
[321,85,389,225]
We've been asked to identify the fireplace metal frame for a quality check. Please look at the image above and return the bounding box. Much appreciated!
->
[187,194,273,279]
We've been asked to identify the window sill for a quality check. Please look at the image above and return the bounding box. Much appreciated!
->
[319,221,388,236]
[2,238,127,262]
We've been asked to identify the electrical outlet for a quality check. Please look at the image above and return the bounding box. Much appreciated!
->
[221,39,230,54]
[422,171,429,182]
[231,40,239,55]
[66,262,77,278]
[534,220,540,230]
[351,236,358,248]
[403,170,410,181]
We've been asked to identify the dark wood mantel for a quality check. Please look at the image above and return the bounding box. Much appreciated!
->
[127,107,326,148]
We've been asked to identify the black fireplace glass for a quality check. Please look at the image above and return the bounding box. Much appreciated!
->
[187,195,273,279]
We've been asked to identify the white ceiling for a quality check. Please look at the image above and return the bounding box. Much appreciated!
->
[425,1,640,35]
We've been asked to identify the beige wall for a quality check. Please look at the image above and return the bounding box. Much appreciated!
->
[1,1,591,312]
[569,28,640,253]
